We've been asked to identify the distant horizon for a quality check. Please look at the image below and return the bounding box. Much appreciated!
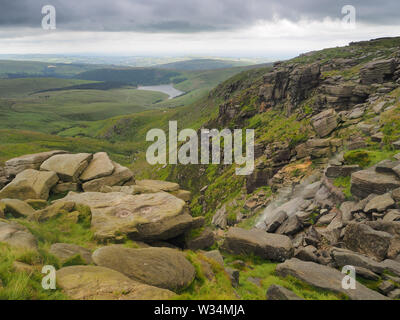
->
[1,35,398,65]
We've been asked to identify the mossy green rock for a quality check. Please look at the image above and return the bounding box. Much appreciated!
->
[92,246,195,291]
[56,265,175,300]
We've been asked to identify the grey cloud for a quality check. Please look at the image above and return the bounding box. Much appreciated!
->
[0,0,398,32]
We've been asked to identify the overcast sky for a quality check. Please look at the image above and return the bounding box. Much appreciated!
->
[0,0,399,58]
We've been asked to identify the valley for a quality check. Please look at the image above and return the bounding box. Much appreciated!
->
[1,38,400,301]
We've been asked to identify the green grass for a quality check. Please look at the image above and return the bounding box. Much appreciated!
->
[343,148,397,169]
[333,176,352,200]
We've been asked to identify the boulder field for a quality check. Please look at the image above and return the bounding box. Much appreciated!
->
[1,148,400,300]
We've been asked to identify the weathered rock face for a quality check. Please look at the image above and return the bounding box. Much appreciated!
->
[266,284,303,300]
[186,228,215,250]
[322,84,369,107]
[56,265,175,300]
[0,199,35,218]
[311,109,338,138]
[50,243,93,264]
[41,153,93,182]
[82,162,133,192]
[4,150,67,179]
[325,165,361,178]
[0,221,37,250]
[351,169,400,199]
[57,191,193,241]
[360,59,397,85]
[0,169,59,200]
[222,227,293,262]
[276,258,387,300]
[79,152,115,182]
[92,246,195,291]
[343,223,393,261]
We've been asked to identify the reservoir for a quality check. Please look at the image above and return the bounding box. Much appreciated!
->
[136,84,184,99]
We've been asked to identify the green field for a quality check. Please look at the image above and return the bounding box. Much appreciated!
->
[0,62,252,168]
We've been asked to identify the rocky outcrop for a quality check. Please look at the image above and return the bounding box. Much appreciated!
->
[276,258,387,300]
[222,227,293,262]
[360,59,397,85]
[56,265,175,300]
[92,246,195,291]
[0,169,59,200]
[259,63,321,109]
[57,191,194,241]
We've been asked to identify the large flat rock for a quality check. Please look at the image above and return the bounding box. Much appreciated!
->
[4,150,67,178]
[222,227,293,262]
[56,265,175,300]
[0,220,37,250]
[351,169,400,199]
[82,162,133,192]
[79,152,115,182]
[56,191,193,241]
[40,153,93,182]
[0,169,59,200]
[92,246,195,291]
[135,180,180,192]
[331,248,385,274]
[276,258,387,300]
